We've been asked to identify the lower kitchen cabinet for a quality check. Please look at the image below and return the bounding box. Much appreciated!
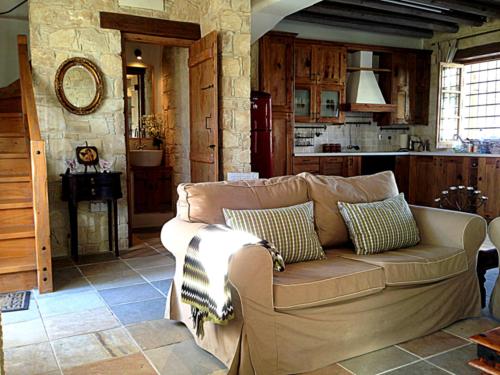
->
[478,158,500,220]
[293,156,320,174]
[133,166,173,214]
[395,156,410,198]
[293,156,361,176]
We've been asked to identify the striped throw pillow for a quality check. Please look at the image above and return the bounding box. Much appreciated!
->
[338,194,420,255]
[223,202,325,264]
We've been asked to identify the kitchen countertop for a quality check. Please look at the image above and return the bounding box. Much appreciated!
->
[294,151,500,157]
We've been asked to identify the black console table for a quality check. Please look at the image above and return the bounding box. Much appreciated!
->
[61,172,123,261]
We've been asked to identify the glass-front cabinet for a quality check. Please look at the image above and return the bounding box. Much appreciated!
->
[294,84,344,124]
[317,84,344,123]
[295,85,315,122]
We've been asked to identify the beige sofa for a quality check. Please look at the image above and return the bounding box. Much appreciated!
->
[489,217,500,318]
[162,172,486,375]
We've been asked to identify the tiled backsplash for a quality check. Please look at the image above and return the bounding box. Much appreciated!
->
[294,113,436,154]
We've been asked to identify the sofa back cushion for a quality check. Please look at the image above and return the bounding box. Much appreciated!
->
[177,175,309,224]
[301,171,399,247]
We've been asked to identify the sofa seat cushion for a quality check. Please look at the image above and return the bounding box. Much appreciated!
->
[272,251,385,310]
[332,244,468,286]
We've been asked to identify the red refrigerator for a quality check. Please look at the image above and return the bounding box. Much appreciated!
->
[251,91,273,178]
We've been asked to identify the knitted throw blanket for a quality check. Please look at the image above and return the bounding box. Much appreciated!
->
[181,224,285,337]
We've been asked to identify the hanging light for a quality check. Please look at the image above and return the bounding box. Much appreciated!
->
[134,49,142,60]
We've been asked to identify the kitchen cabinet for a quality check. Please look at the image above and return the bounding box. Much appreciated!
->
[408,156,437,207]
[295,84,344,124]
[272,111,293,177]
[133,166,172,214]
[295,42,347,85]
[260,32,295,113]
[293,156,320,174]
[478,158,500,220]
[294,155,360,176]
[434,156,467,191]
[320,157,344,175]
[395,156,410,198]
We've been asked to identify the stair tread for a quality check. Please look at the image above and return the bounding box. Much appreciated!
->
[0,224,35,240]
[0,153,28,159]
[0,113,22,118]
[0,133,25,138]
[0,174,30,182]
[0,255,36,274]
[0,198,33,209]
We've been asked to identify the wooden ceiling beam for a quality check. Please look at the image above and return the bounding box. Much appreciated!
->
[323,0,484,26]
[402,0,500,18]
[309,3,458,32]
[287,11,434,38]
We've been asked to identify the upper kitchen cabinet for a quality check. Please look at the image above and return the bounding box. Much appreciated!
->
[377,50,431,125]
[295,41,347,85]
[259,32,296,113]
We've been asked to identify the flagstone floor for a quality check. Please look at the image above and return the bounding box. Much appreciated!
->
[3,232,499,375]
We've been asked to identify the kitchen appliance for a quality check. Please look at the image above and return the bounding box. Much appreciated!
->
[251,91,273,178]
[399,134,409,151]
[347,51,386,105]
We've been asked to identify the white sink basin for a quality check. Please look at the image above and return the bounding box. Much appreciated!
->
[129,150,163,167]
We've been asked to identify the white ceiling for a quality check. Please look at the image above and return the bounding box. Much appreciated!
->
[0,0,28,20]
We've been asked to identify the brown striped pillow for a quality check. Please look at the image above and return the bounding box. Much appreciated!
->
[223,202,325,264]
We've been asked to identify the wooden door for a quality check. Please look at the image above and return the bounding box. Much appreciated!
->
[189,31,218,182]
[344,156,361,177]
[260,33,295,112]
[272,111,291,177]
[478,158,500,220]
[295,42,315,84]
[434,157,466,190]
[409,156,436,206]
[315,45,347,85]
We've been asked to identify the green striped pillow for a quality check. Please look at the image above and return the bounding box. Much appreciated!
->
[338,194,420,255]
[223,202,325,264]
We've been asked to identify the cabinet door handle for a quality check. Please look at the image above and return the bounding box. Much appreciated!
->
[91,188,96,196]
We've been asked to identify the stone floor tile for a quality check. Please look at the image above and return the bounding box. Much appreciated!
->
[443,317,500,339]
[110,298,166,325]
[1,296,40,325]
[79,260,131,276]
[427,344,480,374]
[151,279,173,295]
[300,363,352,374]
[63,353,157,375]
[3,318,48,349]
[4,342,59,375]
[52,327,139,369]
[75,252,118,265]
[137,265,175,282]
[339,346,419,375]
[145,339,226,375]
[43,307,120,340]
[124,254,175,270]
[120,245,159,259]
[39,267,92,296]
[86,269,146,290]
[126,319,192,350]
[383,360,448,374]
[37,290,106,317]
[52,257,75,269]
[397,330,469,358]
[99,283,163,306]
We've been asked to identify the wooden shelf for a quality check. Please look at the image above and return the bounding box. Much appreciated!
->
[347,67,392,73]
[345,103,397,113]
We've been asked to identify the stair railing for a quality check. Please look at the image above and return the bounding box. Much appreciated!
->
[17,34,53,293]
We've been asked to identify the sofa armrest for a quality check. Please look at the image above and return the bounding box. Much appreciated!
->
[410,205,487,264]
[489,217,500,250]
[161,217,208,260]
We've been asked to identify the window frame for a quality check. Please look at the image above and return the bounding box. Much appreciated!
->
[436,62,465,149]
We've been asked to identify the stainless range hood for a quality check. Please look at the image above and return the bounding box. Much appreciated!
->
[346,51,396,113]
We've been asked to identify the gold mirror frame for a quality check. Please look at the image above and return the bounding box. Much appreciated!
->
[54,57,104,115]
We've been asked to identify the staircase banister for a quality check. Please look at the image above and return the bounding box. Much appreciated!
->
[17,34,42,141]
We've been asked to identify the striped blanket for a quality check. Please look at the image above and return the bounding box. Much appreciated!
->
[181,225,285,337]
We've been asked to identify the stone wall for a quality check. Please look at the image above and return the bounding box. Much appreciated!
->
[29,0,251,256]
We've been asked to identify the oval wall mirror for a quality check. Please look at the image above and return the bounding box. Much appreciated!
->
[54,57,104,115]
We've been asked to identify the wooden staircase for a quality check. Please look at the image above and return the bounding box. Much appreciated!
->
[0,36,52,293]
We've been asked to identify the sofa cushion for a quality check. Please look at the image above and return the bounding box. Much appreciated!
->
[301,171,399,248]
[177,176,309,224]
[272,251,385,310]
[338,194,420,255]
[223,202,325,264]
[332,244,468,286]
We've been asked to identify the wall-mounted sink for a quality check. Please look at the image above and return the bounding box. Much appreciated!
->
[129,150,163,167]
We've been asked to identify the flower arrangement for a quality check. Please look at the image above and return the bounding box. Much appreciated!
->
[141,114,165,149]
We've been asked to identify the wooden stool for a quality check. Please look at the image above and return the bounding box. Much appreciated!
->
[469,327,500,374]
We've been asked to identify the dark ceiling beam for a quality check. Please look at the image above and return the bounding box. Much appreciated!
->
[324,0,484,26]
[402,0,500,17]
[309,3,458,32]
[287,11,434,38]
